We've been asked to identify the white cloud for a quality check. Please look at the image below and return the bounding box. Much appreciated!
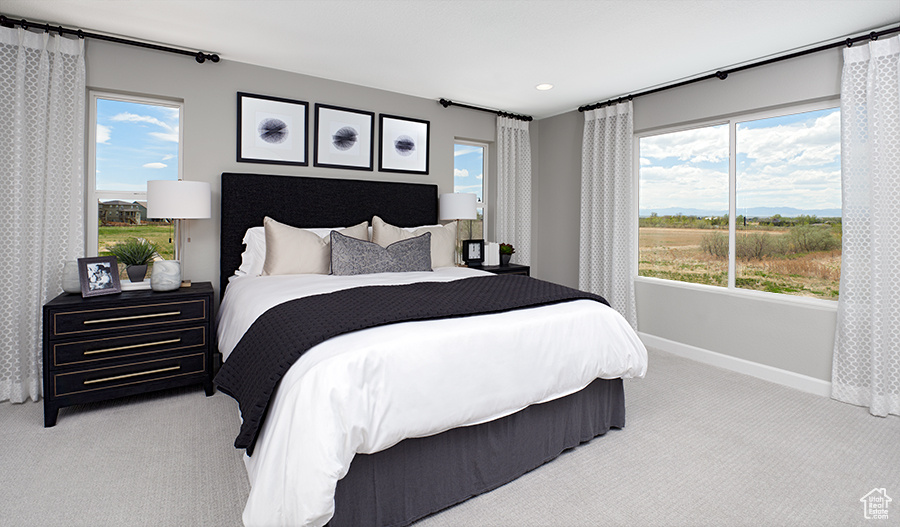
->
[111,112,174,131]
[454,183,482,193]
[640,125,728,163]
[737,111,840,166]
[454,146,482,157]
[455,168,470,178]
[96,124,111,144]
[111,113,179,142]
[735,110,841,209]
[640,163,728,211]
[476,173,483,180]
[162,154,174,161]
[149,131,179,143]
[159,106,180,120]
[143,162,168,169]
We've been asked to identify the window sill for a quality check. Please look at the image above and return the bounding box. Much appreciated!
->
[633,275,839,312]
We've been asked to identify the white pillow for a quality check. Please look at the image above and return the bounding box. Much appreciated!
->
[236,219,368,277]
[371,215,456,268]
[236,226,266,277]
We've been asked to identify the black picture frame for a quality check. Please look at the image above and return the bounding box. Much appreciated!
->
[378,114,430,174]
[237,92,309,166]
[314,103,375,171]
[462,239,485,266]
[78,256,122,297]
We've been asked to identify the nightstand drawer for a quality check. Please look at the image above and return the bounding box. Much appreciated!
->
[51,326,207,367]
[52,353,206,397]
[51,298,208,336]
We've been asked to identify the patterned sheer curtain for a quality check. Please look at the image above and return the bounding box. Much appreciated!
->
[0,27,85,404]
[580,102,637,328]
[832,35,900,417]
[496,116,533,265]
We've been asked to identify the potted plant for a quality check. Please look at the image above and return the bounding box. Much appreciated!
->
[499,243,515,266]
[107,237,159,282]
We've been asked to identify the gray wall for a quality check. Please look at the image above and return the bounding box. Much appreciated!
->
[532,50,843,382]
[532,111,582,288]
[84,40,497,299]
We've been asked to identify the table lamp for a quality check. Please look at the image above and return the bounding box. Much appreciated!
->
[439,192,477,266]
[147,180,211,288]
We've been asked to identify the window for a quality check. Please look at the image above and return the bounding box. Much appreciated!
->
[638,102,841,301]
[453,141,487,239]
[88,92,182,274]
[638,124,729,286]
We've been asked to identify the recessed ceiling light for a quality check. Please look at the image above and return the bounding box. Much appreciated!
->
[535,83,554,91]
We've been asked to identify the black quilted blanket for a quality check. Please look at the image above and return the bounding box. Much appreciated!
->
[214,274,610,454]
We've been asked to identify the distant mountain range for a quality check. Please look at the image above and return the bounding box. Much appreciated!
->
[639,206,841,218]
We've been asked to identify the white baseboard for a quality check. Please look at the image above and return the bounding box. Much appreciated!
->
[638,332,832,397]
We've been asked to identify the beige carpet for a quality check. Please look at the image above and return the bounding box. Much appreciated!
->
[1,348,897,527]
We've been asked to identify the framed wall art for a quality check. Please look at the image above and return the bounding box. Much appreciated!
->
[378,114,430,174]
[314,103,375,170]
[237,92,309,166]
[78,256,122,297]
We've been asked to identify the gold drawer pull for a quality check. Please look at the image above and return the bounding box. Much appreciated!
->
[83,311,181,325]
[83,338,182,355]
[83,365,180,385]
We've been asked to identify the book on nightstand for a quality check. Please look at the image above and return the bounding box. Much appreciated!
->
[120,279,152,291]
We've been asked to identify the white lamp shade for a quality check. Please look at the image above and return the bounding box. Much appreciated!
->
[439,193,477,221]
[147,180,211,219]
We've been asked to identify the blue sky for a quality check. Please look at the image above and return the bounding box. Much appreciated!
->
[639,107,841,215]
[95,98,180,191]
[454,143,484,201]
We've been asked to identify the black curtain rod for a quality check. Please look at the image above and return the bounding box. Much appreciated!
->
[578,25,900,112]
[0,14,220,64]
[439,98,533,122]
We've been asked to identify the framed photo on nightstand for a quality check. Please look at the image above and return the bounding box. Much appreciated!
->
[77,256,121,297]
[462,239,484,266]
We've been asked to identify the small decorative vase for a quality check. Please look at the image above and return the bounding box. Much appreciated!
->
[500,254,512,266]
[62,260,81,293]
[126,264,148,282]
[151,260,181,292]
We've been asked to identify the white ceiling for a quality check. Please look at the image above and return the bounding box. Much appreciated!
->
[3,0,899,119]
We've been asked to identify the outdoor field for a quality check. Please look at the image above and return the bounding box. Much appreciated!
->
[639,226,841,300]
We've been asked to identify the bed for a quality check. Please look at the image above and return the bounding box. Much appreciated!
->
[215,172,648,527]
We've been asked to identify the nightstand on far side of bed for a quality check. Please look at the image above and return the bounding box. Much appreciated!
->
[41,282,216,427]
[472,263,530,276]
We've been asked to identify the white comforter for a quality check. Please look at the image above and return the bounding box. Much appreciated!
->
[217,267,648,527]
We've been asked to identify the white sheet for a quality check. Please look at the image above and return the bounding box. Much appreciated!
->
[217,268,648,527]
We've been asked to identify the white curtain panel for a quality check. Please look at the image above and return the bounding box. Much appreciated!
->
[832,35,900,418]
[496,116,532,265]
[0,28,85,403]
[580,102,637,328]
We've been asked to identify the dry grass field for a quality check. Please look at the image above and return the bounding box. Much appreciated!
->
[639,227,840,300]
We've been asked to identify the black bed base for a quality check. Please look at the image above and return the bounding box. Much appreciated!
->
[329,377,625,527]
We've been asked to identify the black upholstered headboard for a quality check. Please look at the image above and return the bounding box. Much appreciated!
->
[220,172,439,295]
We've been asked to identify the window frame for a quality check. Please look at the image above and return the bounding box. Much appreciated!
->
[453,139,489,236]
[87,90,183,256]
[633,98,841,309]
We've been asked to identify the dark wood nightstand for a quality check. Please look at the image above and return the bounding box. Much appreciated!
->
[42,282,216,427]
[472,263,530,276]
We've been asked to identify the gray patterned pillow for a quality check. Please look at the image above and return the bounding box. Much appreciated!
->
[331,231,432,276]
